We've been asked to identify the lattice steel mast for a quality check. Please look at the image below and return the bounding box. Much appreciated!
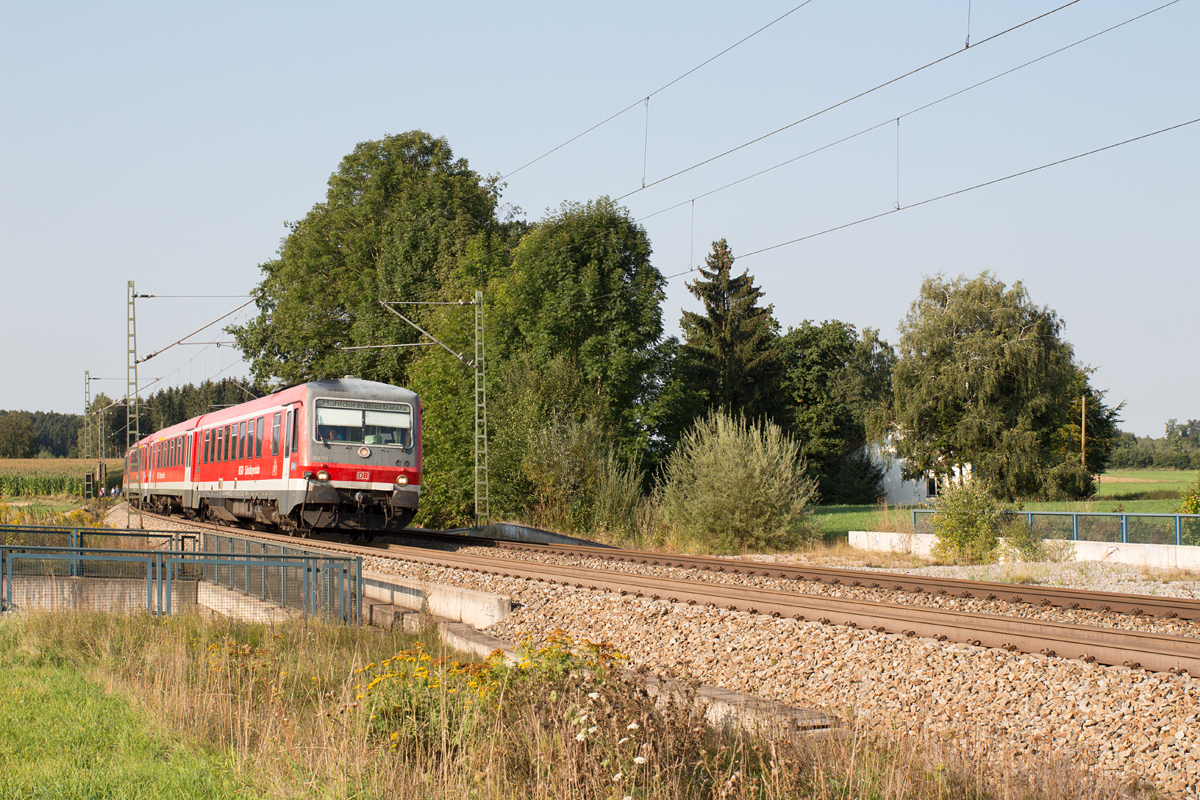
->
[473,290,489,527]
[127,281,142,528]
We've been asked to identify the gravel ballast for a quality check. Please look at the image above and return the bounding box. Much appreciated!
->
[100,508,1200,796]
[363,552,1200,798]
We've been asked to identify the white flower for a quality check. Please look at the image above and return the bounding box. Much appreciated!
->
[627,722,640,730]
[587,692,600,700]
[588,726,598,734]
[575,731,587,742]
[633,756,647,765]
[611,773,623,782]
[624,796,633,800]
[618,737,630,745]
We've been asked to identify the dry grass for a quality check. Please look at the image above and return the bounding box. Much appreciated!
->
[3,611,1151,800]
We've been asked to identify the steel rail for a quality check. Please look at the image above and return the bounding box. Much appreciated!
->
[131,511,1200,674]
[373,542,1200,676]
[400,531,1200,621]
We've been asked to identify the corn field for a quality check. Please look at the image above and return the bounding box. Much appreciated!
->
[0,459,124,497]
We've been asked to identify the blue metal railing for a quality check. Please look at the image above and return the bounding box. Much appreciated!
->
[0,524,198,552]
[912,509,1200,547]
[0,543,360,623]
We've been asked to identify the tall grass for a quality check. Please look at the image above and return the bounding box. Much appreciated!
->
[2,613,1146,800]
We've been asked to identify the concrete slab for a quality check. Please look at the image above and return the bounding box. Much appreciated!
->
[430,615,837,734]
[361,570,512,628]
[850,529,1200,569]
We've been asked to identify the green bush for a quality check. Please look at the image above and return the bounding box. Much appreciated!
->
[657,412,819,553]
[1180,475,1200,546]
[930,480,1008,564]
[1040,461,1095,501]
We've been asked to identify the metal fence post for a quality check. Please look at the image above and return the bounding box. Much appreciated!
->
[1178,515,1183,548]
[1121,514,1128,544]
[145,558,154,615]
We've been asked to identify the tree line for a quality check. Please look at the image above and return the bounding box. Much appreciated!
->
[1109,420,1200,471]
[0,379,259,460]
[220,131,1124,531]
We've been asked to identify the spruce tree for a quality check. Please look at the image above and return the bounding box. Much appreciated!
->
[678,239,785,424]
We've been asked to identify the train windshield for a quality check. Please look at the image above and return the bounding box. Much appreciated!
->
[314,399,412,447]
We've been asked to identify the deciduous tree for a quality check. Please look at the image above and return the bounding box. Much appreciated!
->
[231,131,503,388]
[891,272,1117,500]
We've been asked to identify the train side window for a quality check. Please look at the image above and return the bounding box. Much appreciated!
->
[255,416,264,458]
[220,427,228,462]
[271,413,281,456]
[236,422,245,460]
[284,410,293,458]
[245,420,254,460]
[291,407,301,452]
[203,430,210,464]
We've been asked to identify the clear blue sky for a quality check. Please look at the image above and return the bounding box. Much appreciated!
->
[2,1,1196,438]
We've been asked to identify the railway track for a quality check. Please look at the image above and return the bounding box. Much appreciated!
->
[138,511,1200,676]
[401,530,1200,622]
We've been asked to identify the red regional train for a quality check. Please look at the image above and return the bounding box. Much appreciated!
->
[123,378,421,536]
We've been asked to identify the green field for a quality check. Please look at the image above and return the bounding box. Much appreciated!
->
[817,469,1198,539]
[0,623,245,799]
[1094,468,1197,499]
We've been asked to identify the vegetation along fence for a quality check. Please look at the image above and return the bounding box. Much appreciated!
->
[0,527,361,623]
[912,510,1200,547]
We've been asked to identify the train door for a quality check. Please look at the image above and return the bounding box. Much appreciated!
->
[270,411,284,481]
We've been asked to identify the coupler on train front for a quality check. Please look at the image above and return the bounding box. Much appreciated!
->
[295,478,418,536]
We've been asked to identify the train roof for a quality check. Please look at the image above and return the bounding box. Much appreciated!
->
[129,378,418,447]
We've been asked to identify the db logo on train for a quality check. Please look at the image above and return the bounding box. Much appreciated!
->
[356,471,370,480]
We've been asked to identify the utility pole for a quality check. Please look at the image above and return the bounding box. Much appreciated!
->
[1081,394,1087,469]
[378,295,489,528]
[127,281,142,529]
[83,371,93,500]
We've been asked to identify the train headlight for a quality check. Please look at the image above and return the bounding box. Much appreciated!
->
[396,474,409,486]
[316,469,330,482]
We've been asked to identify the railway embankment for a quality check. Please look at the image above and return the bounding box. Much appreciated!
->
[361,549,1200,798]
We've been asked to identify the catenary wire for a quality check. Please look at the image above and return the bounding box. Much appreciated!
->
[737,116,1200,260]
[502,0,817,179]
[613,0,1084,204]
[363,0,1093,289]
[634,0,1180,224]
[556,117,1195,311]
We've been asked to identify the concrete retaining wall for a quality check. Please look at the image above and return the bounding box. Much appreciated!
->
[849,530,1200,569]
[2,575,198,613]
[361,570,512,629]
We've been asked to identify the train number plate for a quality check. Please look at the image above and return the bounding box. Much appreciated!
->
[356,471,370,480]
